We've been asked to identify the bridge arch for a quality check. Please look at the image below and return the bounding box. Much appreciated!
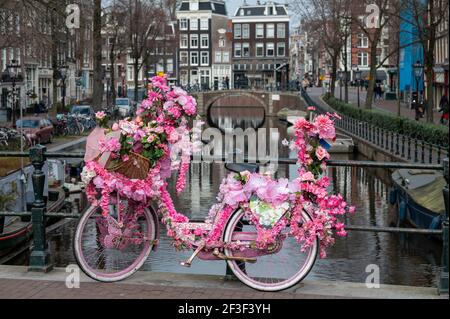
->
[204,91,268,131]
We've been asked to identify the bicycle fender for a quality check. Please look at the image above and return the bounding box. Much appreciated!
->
[147,204,160,252]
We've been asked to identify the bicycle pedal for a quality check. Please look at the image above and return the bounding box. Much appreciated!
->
[180,260,192,268]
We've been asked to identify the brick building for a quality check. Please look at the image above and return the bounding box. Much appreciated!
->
[231,1,290,90]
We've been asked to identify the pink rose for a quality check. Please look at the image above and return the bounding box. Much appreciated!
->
[316,146,330,161]
[301,171,315,182]
[314,115,336,140]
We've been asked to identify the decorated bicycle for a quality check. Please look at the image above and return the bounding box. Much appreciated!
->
[75,74,354,292]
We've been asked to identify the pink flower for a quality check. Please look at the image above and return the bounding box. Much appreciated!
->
[300,171,315,182]
[316,146,330,161]
[314,115,336,140]
[112,123,119,131]
[294,118,314,131]
[308,106,316,111]
[168,106,182,119]
[95,111,106,120]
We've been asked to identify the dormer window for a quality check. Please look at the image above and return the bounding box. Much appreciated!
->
[190,0,199,11]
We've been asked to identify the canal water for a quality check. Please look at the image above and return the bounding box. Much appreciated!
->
[8,107,442,287]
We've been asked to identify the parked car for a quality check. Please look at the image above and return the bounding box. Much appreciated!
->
[70,105,94,117]
[115,98,132,117]
[16,117,54,145]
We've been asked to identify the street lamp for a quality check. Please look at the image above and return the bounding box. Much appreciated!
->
[105,68,111,107]
[338,70,344,101]
[59,65,68,111]
[121,70,126,98]
[413,61,424,100]
[4,60,23,127]
[354,67,362,108]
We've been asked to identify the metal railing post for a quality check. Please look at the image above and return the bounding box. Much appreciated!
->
[28,145,53,272]
[439,158,449,295]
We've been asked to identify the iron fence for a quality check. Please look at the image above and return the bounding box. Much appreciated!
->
[0,146,448,295]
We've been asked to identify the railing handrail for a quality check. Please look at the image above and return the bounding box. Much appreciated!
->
[0,150,445,171]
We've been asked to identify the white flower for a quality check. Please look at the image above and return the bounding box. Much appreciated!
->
[81,167,96,184]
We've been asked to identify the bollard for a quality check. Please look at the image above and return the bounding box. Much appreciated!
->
[28,145,53,272]
[439,158,449,295]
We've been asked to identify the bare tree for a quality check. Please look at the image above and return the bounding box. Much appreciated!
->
[292,0,352,97]
[127,0,167,102]
[91,0,103,110]
[103,0,128,107]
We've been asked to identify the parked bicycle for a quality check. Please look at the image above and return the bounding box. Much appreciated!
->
[0,127,30,148]
[73,75,352,292]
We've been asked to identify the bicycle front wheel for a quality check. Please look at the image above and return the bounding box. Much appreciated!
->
[74,202,157,282]
[223,209,318,292]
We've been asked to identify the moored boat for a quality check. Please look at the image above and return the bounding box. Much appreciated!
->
[0,188,66,257]
[390,169,446,231]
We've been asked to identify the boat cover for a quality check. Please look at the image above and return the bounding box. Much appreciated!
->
[392,169,446,214]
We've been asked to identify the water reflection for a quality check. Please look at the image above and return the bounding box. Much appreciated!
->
[8,107,442,287]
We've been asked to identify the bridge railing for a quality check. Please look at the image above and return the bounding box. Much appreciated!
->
[0,147,448,295]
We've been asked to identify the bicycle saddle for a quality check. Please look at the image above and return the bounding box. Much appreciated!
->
[225,163,260,174]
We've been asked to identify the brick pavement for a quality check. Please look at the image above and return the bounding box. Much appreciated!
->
[0,278,324,300]
[0,266,444,299]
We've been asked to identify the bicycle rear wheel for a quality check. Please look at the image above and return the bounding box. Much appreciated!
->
[223,209,318,292]
[74,200,156,282]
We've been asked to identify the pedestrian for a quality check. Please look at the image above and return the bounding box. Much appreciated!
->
[438,93,449,125]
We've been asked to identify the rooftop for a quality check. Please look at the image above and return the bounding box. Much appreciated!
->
[178,1,227,16]
[233,1,288,17]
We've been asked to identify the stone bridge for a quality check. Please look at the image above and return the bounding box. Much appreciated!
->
[191,90,305,117]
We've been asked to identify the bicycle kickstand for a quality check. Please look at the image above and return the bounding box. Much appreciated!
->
[180,244,205,268]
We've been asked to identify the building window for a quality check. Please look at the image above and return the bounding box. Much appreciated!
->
[357,52,369,67]
[215,51,222,63]
[190,1,199,11]
[180,18,188,30]
[266,24,275,38]
[234,24,242,38]
[191,52,199,66]
[201,34,209,48]
[191,70,198,84]
[277,43,285,57]
[180,51,188,65]
[256,24,264,38]
[201,51,209,65]
[242,24,250,38]
[256,43,264,57]
[200,69,210,85]
[266,43,274,56]
[180,35,188,48]
[167,58,174,73]
[223,52,230,63]
[219,38,225,47]
[190,19,198,31]
[234,43,242,57]
[277,23,286,38]
[357,33,369,48]
[200,18,209,30]
[190,34,198,48]
[242,43,250,57]
[127,65,134,81]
